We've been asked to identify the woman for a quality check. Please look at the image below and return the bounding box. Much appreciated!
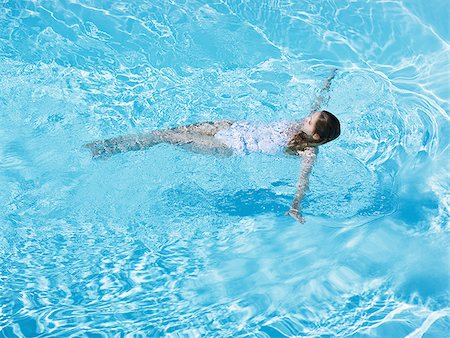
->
[84,110,341,222]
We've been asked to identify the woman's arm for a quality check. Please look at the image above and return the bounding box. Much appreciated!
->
[310,68,337,112]
[286,147,318,223]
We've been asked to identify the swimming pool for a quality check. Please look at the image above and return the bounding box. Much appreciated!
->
[0,0,449,336]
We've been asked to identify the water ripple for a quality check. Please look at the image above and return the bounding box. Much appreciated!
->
[1,0,449,336]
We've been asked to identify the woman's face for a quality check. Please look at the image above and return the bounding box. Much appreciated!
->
[302,111,321,135]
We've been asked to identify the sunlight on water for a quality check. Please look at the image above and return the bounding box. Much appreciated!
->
[0,0,449,336]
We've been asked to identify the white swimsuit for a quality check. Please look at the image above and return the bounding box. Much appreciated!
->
[214,121,294,155]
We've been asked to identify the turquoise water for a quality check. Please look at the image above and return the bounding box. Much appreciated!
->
[1,0,449,336]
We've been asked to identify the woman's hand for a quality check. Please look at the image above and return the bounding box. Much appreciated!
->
[286,208,305,223]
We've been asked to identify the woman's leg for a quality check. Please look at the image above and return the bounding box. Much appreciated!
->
[168,120,233,136]
[84,133,158,158]
[84,120,233,158]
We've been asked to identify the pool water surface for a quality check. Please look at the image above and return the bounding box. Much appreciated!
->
[0,0,449,336]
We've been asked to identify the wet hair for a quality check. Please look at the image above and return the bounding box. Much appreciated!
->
[287,110,341,152]
[312,110,341,144]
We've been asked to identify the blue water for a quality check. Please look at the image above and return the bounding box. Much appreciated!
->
[1,0,449,336]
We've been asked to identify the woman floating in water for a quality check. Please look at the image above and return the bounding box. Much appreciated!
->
[85,71,341,222]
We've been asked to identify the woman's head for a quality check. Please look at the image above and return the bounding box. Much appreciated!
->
[288,110,341,151]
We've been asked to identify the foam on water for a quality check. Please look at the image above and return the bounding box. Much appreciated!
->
[0,0,449,336]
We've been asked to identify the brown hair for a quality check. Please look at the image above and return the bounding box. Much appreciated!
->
[287,110,341,152]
